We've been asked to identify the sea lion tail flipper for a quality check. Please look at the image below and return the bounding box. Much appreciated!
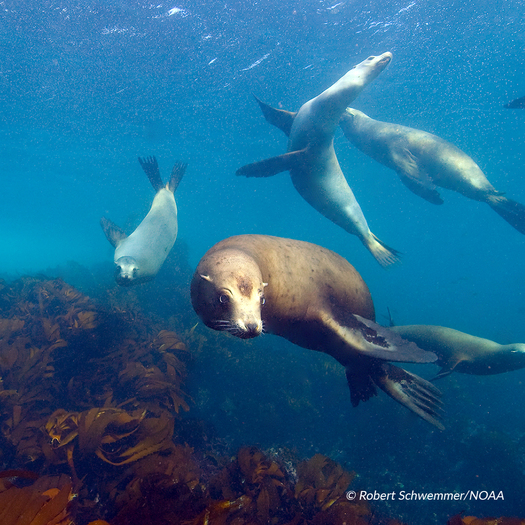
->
[366,234,401,268]
[487,196,525,235]
[138,156,164,192]
[253,95,296,137]
[100,217,127,248]
[372,363,445,430]
[236,148,308,178]
[168,162,187,193]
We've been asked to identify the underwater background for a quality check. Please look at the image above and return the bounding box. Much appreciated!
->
[1,0,525,523]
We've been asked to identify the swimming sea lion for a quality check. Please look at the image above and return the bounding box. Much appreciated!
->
[339,108,525,234]
[191,234,444,428]
[101,156,186,286]
[391,325,525,379]
[236,53,400,268]
[505,95,525,109]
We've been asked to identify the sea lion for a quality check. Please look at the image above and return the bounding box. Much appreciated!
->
[339,108,525,234]
[236,53,400,268]
[191,234,444,428]
[101,156,186,286]
[505,95,525,109]
[391,325,525,379]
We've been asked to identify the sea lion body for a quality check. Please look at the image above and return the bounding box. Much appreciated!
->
[340,108,525,233]
[191,235,444,428]
[237,54,400,267]
[391,325,525,378]
[101,157,186,286]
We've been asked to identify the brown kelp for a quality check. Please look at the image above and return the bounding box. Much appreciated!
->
[0,277,190,522]
[1,276,517,524]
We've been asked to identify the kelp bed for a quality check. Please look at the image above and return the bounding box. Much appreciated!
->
[0,276,521,525]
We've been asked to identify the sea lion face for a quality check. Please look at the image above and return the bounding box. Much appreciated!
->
[352,52,392,81]
[115,256,140,286]
[191,251,266,339]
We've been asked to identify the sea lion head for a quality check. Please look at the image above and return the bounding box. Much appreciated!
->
[115,256,140,286]
[352,52,393,84]
[341,107,369,132]
[191,249,267,339]
[490,343,525,373]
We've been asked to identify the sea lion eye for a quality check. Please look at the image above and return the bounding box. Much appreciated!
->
[219,294,230,304]
[260,296,266,305]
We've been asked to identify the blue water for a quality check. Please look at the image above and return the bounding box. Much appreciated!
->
[1,0,525,523]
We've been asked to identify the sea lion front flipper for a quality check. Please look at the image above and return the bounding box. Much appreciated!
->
[372,363,444,430]
[168,162,187,193]
[393,148,444,205]
[254,95,296,137]
[398,173,444,205]
[431,368,454,381]
[100,217,127,248]
[345,314,437,363]
[236,148,308,178]
[138,156,164,192]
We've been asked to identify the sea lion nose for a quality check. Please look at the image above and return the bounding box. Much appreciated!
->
[245,322,261,336]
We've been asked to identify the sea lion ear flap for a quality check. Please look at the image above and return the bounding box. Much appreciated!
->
[200,274,213,283]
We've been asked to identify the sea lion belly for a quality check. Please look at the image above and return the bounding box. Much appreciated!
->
[114,189,178,277]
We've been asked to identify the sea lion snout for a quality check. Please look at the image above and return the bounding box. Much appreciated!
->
[191,248,266,339]
[115,256,139,285]
[376,52,393,66]
[234,319,263,339]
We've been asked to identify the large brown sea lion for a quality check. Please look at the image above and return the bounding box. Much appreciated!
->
[101,157,186,286]
[391,325,525,379]
[236,53,400,268]
[190,234,444,428]
[339,108,525,234]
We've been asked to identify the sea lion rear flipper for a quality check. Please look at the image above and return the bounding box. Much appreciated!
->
[487,196,525,235]
[100,217,127,248]
[138,156,164,192]
[344,314,437,363]
[168,162,187,193]
[254,95,296,137]
[345,368,378,406]
[236,148,308,178]
[394,148,444,205]
[372,363,444,430]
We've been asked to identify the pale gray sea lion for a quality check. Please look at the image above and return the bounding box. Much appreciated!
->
[101,156,186,286]
[391,325,525,379]
[236,53,400,268]
[191,234,444,428]
[339,108,525,234]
